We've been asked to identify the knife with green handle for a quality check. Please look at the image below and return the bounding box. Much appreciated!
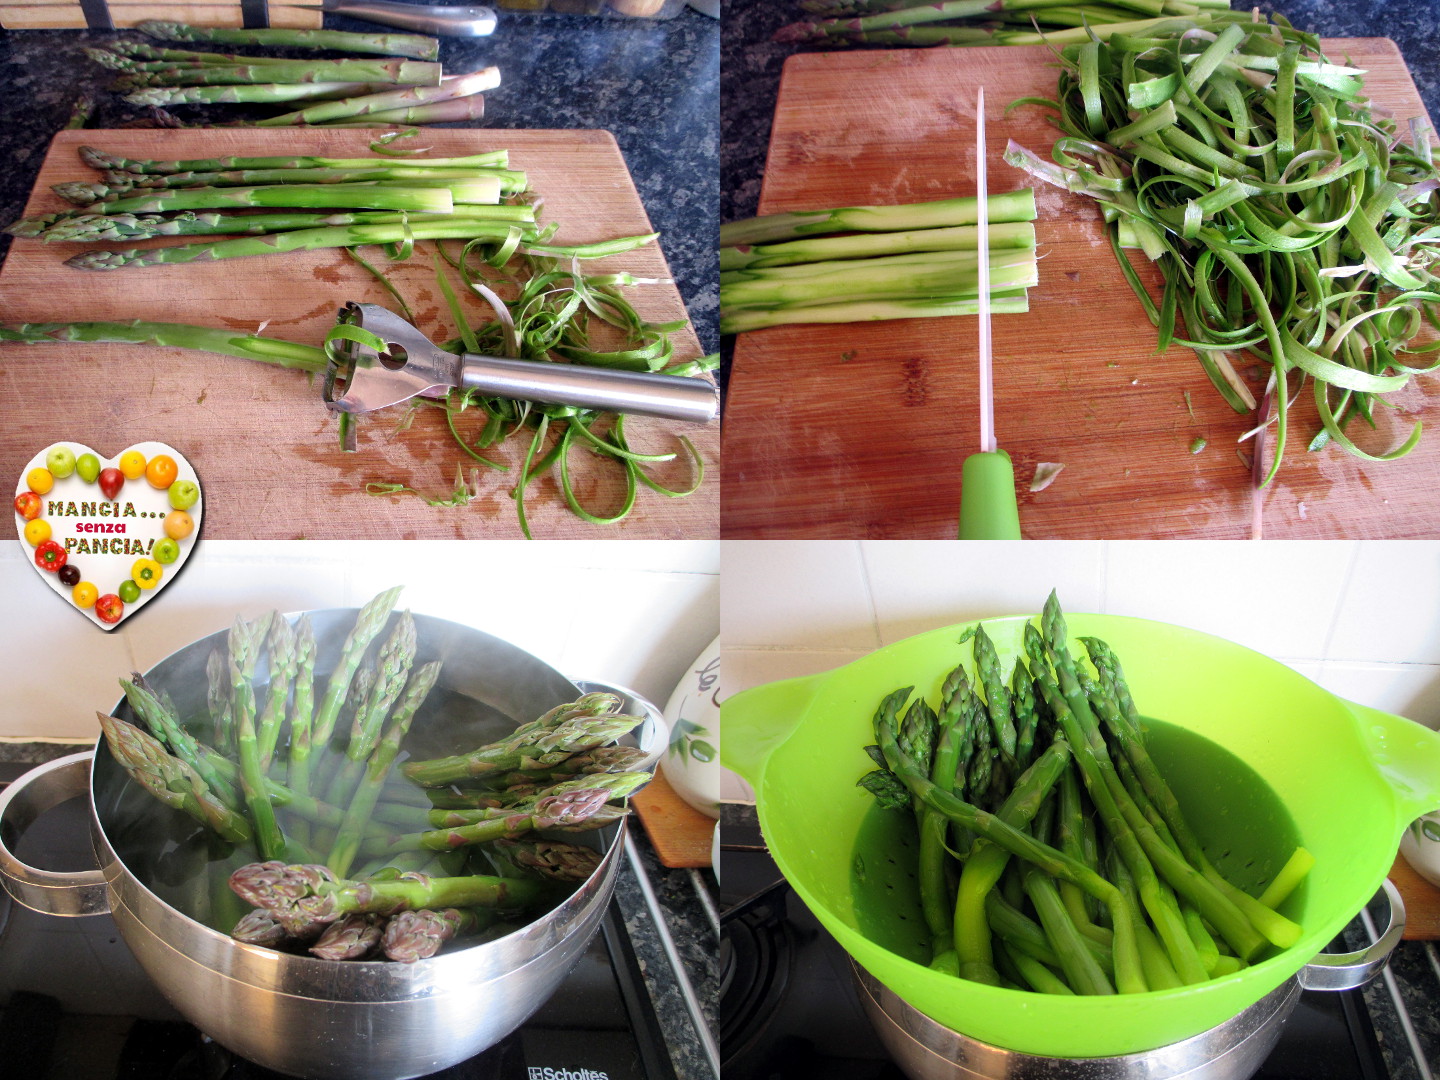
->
[959,85,1023,540]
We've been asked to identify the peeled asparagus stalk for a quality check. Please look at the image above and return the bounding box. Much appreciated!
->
[257,68,501,128]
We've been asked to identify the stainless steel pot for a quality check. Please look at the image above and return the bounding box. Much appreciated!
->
[0,610,664,1080]
[853,881,1405,1080]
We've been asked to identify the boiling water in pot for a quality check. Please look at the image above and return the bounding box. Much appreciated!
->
[95,682,596,935]
[849,720,1302,964]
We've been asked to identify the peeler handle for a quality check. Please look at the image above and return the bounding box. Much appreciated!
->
[458,355,719,424]
[322,0,497,36]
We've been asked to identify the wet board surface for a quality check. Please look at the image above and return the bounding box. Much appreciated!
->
[0,128,717,539]
[722,39,1440,539]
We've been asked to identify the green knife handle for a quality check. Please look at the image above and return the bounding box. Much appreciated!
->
[959,450,1021,539]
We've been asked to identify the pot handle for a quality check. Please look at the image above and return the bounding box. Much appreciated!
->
[1298,879,1404,992]
[1347,700,1440,826]
[0,752,111,917]
[720,673,824,787]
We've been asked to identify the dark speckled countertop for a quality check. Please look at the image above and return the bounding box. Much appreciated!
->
[0,6,719,354]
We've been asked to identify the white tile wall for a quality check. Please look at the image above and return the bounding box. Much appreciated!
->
[721,540,1440,802]
[1,539,719,742]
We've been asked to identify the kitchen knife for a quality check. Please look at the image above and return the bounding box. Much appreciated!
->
[958,85,1022,540]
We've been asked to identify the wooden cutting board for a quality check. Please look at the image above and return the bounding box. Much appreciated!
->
[1391,855,1440,940]
[723,40,1440,539]
[0,129,718,539]
[633,768,716,869]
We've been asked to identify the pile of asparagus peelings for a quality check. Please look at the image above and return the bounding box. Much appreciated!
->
[860,591,1314,994]
[98,587,652,963]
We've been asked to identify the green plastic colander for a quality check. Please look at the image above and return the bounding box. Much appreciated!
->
[721,612,1440,1059]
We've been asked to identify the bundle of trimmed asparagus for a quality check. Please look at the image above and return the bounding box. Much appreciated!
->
[84,21,493,128]
[97,587,652,962]
[720,191,1039,333]
[860,590,1313,994]
[773,0,1234,48]
[5,144,533,271]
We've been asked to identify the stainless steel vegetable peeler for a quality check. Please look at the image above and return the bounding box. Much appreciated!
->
[323,302,719,440]
[306,0,497,36]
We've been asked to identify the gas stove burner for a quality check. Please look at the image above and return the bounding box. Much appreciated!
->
[720,878,796,1071]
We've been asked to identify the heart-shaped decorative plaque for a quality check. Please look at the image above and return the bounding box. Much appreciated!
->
[14,441,203,630]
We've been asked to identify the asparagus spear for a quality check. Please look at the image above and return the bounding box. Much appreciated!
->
[207,648,234,753]
[230,908,294,947]
[81,145,511,174]
[91,43,325,68]
[720,190,1037,247]
[87,165,521,193]
[381,907,488,961]
[360,786,625,860]
[0,319,330,373]
[230,862,545,936]
[310,587,405,753]
[511,692,624,738]
[257,68,501,127]
[119,673,238,805]
[319,97,488,127]
[720,221,1036,272]
[285,614,319,833]
[490,839,604,883]
[318,97,488,127]
[65,218,529,271]
[720,292,1030,334]
[258,615,298,770]
[402,712,644,787]
[817,13,1215,45]
[425,772,650,825]
[230,615,286,860]
[347,612,419,766]
[122,83,403,108]
[98,712,252,844]
[310,913,387,959]
[326,659,443,878]
[720,250,1040,312]
[25,206,535,243]
[53,183,458,215]
[431,745,650,798]
[973,625,1018,770]
[105,57,443,87]
[952,739,1072,985]
[775,0,1089,40]
[136,20,442,61]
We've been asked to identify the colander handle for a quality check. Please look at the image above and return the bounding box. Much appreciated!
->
[1297,879,1404,992]
[1347,700,1440,825]
[720,673,825,785]
[0,752,110,918]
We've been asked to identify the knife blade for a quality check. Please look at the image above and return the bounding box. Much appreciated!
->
[958,85,1022,540]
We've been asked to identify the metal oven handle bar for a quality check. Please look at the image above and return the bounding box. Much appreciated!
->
[0,752,110,917]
